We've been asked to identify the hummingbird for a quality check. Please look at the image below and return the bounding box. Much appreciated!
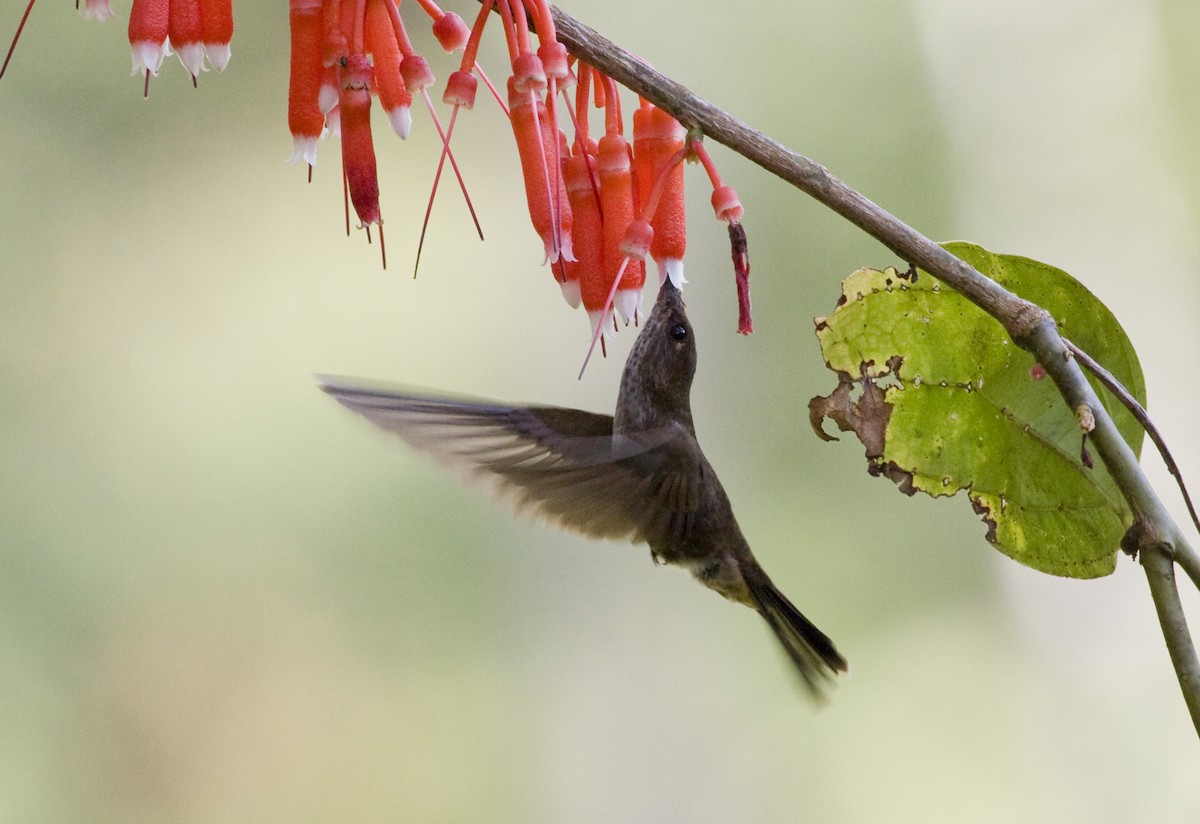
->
[318,281,847,694]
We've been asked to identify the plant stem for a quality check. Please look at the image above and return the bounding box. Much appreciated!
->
[537,2,1200,732]
[1144,548,1200,736]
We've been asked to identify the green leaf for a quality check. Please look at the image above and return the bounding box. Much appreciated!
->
[809,241,1146,578]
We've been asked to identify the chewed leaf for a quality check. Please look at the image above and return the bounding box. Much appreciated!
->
[810,241,1146,579]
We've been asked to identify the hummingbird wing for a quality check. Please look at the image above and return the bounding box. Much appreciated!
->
[318,375,703,546]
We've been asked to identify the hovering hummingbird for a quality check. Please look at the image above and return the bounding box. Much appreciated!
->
[319,281,847,693]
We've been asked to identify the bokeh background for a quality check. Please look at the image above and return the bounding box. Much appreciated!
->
[2,1,1199,821]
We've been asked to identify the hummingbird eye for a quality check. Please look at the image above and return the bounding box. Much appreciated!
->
[669,323,689,342]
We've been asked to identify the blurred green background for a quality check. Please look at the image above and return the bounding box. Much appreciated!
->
[2,1,1198,821]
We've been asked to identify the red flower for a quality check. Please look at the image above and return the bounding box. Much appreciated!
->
[4,0,751,335]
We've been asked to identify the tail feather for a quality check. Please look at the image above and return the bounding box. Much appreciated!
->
[745,573,848,697]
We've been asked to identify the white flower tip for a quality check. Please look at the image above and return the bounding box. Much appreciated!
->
[386,105,413,139]
[324,108,341,138]
[175,43,206,78]
[614,288,643,325]
[318,84,339,115]
[204,43,231,72]
[557,232,576,263]
[129,40,167,76]
[81,0,116,22]
[559,279,581,309]
[586,310,615,339]
[287,136,319,166]
[540,228,577,266]
[659,258,687,289]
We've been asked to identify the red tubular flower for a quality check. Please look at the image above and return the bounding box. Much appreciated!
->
[339,54,382,230]
[288,0,325,167]
[168,0,205,79]
[597,131,644,325]
[340,0,360,55]
[38,0,755,323]
[199,0,234,71]
[562,145,604,311]
[542,114,573,264]
[563,67,604,319]
[633,104,687,287]
[488,0,579,272]
[366,0,413,138]
[508,77,573,264]
[321,0,348,67]
[128,0,170,79]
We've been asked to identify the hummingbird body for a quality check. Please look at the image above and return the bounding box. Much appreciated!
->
[320,282,847,693]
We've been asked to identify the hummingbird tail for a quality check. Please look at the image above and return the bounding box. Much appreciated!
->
[745,573,848,696]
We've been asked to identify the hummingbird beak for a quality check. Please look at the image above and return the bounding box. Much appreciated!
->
[655,277,684,310]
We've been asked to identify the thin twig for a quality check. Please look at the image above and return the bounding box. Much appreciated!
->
[1065,337,1200,537]
[1143,548,1200,736]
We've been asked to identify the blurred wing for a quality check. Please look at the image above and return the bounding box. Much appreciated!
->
[318,375,702,546]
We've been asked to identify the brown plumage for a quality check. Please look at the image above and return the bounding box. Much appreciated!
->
[319,281,847,694]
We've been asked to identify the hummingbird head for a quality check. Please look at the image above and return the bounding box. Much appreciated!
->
[615,280,697,432]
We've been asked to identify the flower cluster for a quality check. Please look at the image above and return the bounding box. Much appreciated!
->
[128,0,234,86]
[282,0,749,342]
[3,1,751,343]
[286,0,474,267]
[2,0,233,94]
